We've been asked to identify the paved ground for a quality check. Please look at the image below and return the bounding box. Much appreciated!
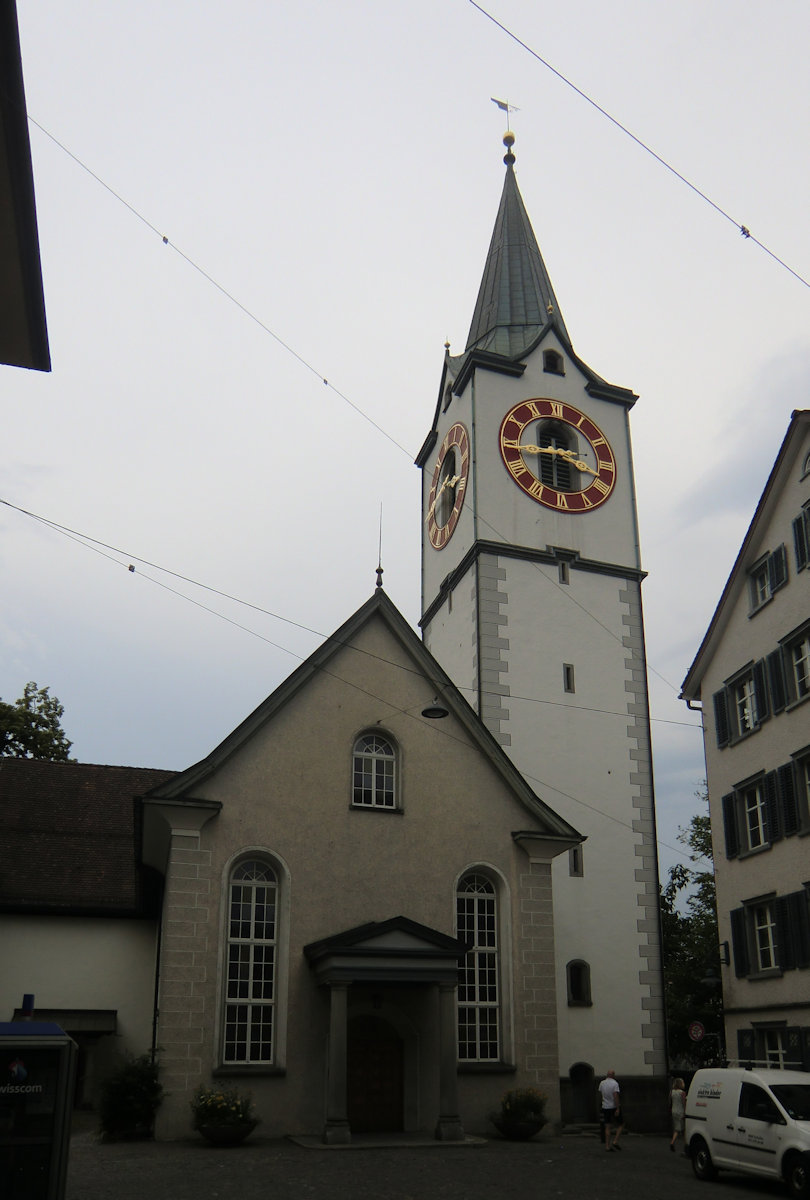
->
[64,1129,790,1200]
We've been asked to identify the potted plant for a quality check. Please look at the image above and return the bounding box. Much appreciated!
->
[488,1087,547,1140]
[98,1053,164,1141]
[190,1084,258,1145]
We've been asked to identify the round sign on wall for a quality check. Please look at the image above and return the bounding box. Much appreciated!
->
[688,1020,706,1042]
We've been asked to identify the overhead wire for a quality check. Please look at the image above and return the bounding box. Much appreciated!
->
[0,494,698,864]
[469,0,810,290]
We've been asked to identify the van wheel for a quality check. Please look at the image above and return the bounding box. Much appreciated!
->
[785,1152,810,1199]
[691,1138,717,1182]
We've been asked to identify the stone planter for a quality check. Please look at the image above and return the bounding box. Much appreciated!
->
[197,1119,258,1146]
[490,1116,545,1141]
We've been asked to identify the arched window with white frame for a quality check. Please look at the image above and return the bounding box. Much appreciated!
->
[223,858,277,1064]
[456,872,500,1061]
[352,732,397,808]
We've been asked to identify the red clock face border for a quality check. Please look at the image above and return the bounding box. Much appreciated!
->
[427,422,470,549]
[499,398,616,512]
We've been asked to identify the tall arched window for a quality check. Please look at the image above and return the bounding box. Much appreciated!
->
[352,733,397,808]
[223,859,277,1063]
[456,873,500,1061]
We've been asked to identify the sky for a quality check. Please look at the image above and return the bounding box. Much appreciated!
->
[3,0,809,883]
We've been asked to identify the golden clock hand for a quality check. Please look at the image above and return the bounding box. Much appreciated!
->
[516,443,598,477]
[426,474,462,522]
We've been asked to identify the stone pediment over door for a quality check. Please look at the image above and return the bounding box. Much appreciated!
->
[303,916,466,986]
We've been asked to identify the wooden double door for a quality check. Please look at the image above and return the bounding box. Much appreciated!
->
[346,1015,404,1133]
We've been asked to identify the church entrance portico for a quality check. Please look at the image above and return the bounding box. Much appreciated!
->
[303,916,467,1144]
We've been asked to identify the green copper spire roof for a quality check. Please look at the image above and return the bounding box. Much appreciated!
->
[465,133,570,358]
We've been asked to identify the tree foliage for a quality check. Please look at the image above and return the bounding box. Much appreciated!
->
[0,682,73,761]
[661,792,724,1069]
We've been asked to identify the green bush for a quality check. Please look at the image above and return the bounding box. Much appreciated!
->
[98,1053,164,1140]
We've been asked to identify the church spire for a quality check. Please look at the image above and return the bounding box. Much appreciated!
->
[465,132,570,359]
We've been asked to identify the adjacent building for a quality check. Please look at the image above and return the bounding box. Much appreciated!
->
[681,410,810,1070]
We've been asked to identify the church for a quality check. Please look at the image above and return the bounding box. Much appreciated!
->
[1,132,665,1138]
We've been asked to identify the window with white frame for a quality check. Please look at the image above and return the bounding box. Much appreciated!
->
[735,675,758,735]
[713,662,770,747]
[223,859,277,1064]
[730,889,810,978]
[352,732,396,808]
[790,633,810,701]
[763,1028,791,1069]
[743,782,768,851]
[456,873,499,1061]
[753,902,778,971]
[748,545,787,614]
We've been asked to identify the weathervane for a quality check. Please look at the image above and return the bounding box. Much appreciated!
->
[491,96,520,132]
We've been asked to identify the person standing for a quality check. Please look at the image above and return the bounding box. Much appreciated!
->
[598,1069,623,1152]
[669,1077,687,1152]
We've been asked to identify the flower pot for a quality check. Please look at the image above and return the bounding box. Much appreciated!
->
[197,1119,258,1145]
[491,1116,545,1141]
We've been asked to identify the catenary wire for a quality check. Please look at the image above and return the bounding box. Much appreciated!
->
[470,0,810,290]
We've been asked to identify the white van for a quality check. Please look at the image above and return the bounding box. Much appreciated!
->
[685,1068,810,1198]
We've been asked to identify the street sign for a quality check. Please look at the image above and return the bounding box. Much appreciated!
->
[688,1020,706,1042]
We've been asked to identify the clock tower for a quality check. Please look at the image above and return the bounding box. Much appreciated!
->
[417,133,666,1114]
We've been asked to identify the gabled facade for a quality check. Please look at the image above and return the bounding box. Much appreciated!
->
[141,587,582,1139]
[417,133,666,1112]
[682,410,810,1070]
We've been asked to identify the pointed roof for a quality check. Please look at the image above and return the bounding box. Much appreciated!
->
[465,133,570,359]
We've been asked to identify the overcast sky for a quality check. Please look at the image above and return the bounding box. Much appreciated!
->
[3,1,809,881]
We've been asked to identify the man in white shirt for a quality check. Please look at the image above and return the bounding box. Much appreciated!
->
[598,1069,623,1151]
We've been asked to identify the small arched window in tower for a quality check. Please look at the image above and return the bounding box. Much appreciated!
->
[352,732,397,808]
[536,419,573,491]
[567,959,592,1007]
[543,349,564,375]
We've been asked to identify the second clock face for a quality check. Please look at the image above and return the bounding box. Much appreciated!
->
[499,398,616,512]
[427,422,470,549]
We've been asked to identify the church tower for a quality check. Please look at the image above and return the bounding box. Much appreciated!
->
[417,133,666,1114]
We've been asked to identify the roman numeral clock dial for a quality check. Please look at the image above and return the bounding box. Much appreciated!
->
[426,422,470,549]
[499,399,616,511]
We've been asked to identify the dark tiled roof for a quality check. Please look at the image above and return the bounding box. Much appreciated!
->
[0,759,177,914]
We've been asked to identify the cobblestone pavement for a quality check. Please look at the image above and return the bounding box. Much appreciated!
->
[64,1130,786,1200]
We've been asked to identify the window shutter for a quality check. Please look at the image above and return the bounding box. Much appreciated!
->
[767,650,787,714]
[794,513,809,572]
[778,762,800,836]
[763,771,781,842]
[788,889,810,968]
[737,1027,756,1066]
[722,793,739,858]
[775,895,796,969]
[713,690,730,748]
[753,659,770,721]
[730,907,750,977]
[769,544,788,593]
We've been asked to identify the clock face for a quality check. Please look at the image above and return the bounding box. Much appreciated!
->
[427,422,470,549]
[499,399,616,512]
